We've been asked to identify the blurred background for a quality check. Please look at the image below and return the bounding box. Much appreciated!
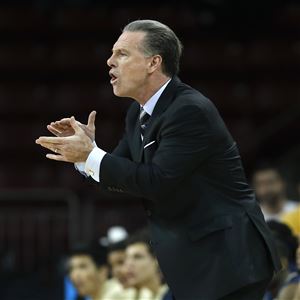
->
[0,0,300,299]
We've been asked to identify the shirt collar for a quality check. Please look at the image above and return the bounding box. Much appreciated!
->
[142,79,171,116]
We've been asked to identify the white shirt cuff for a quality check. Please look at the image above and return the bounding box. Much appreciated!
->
[75,162,86,175]
[84,147,106,182]
[74,141,99,176]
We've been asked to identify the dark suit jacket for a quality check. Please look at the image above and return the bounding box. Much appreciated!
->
[98,77,281,300]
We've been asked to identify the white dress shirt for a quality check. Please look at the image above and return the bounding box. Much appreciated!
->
[75,79,171,182]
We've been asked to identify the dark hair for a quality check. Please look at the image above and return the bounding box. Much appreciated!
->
[251,162,284,182]
[68,241,107,268]
[267,220,298,263]
[108,240,127,253]
[252,162,281,176]
[126,228,155,257]
[123,20,183,77]
[274,238,289,260]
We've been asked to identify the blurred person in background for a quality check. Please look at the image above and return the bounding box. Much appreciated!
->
[106,240,137,300]
[267,220,298,270]
[124,228,172,300]
[252,164,298,221]
[107,240,129,288]
[37,19,281,300]
[101,225,134,297]
[295,237,300,299]
[67,242,113,300]
[276,235,300,300]
[263,239,297,300]
[100,225,129,288]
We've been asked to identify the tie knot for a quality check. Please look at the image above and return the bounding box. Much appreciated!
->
[139,108,150,124]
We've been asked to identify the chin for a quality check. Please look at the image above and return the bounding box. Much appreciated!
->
[112,86,131,98]
[76,289,87,296]
[112,87,123,97]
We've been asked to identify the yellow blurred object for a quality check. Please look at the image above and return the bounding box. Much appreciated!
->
[281,205,300,236]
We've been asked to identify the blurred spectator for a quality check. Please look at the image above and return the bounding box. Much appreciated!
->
[267,220,298,268]
[107,240,129,288]
[263,239,297,300]
[282,206,300,236]
[295,237,300,299]
[252,164,298,221]
[105,240,137,300]
[66,241,111,300]
[277,235,300,300]
[124,228,172,300]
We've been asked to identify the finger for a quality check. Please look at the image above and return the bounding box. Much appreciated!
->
[36,136,67,144]
[57,118,72,123]
[37,142,62,153]
[55,118,82,125]
[51,122,70,131]
[70,116,83,134]
[47,125,62,137]
[46,154,72,162]
[87,111,97,129]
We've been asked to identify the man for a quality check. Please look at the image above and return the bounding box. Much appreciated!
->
[124,228,171,300]
[67,242,110,300]
[263,238,292,300]
[263,221,299,300]
[107,240,129,288]
[252,165,298,221]
[36,20,280,299]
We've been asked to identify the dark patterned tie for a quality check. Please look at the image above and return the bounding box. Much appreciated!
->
[139,107,150,139]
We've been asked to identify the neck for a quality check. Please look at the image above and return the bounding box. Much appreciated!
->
[262,197,286,215]
[134,74,170,106]
[90,282,104,300]
[138,275,161,295]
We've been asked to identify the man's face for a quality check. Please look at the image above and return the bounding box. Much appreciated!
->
[107,31,152,99]
[68,255,105,297]
[252,169,285,205]
[108,250,128,287]
[125,243,159,289]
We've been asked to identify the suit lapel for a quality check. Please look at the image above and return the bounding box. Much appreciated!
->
[131,110,142,161]
[138,76,181,161]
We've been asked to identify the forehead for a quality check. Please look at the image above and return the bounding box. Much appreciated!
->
[112,31,146,51]
[126,243,149,255]
[69,255,95,266]
[109,250,125,260]
[255,170,280,180]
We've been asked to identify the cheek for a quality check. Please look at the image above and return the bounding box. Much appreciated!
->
[136,260,155,278]
[122,61,147,82]
[79,270,96,284]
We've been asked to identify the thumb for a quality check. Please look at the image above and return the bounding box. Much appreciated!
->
[70,116,82,133]
[87,110,97,129]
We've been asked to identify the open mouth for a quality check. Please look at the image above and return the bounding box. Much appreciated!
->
[110,72,118,84]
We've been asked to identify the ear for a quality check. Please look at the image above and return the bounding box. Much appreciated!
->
[148,55,162,74]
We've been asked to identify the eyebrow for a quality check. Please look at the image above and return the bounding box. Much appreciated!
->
[112,48,129,53]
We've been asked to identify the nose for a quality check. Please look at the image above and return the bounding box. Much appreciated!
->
[107,54,116,68]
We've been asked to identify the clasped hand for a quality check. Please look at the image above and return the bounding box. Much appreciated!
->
[35,111,97,163]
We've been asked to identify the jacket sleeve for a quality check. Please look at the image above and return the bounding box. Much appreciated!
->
[112,134,131,158]
[99,104,215,201]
